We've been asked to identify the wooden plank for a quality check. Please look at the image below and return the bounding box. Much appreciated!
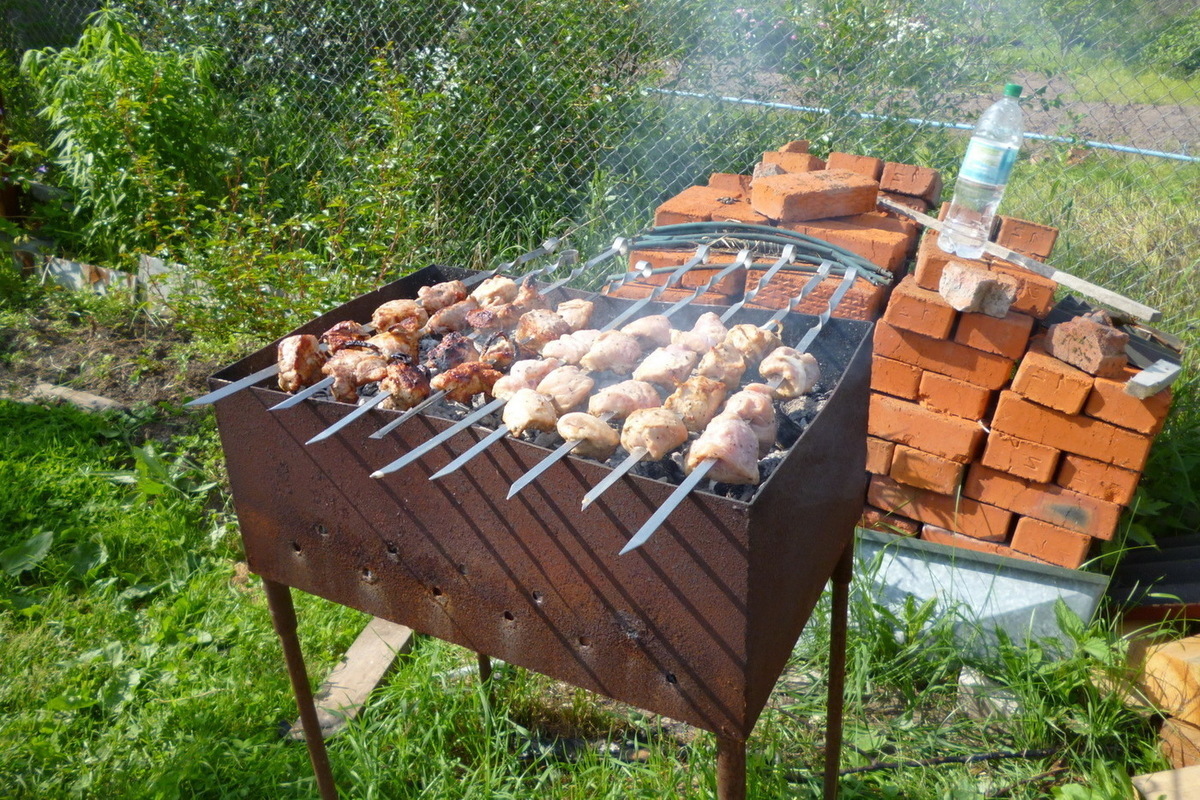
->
[287,617,414,740]
[1132,764,1200,800]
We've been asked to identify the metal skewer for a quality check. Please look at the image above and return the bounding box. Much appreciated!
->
[580,446,647,509]
[719,244,796,322]
[185,364,279,407]
[618,265,861,555]
[505,411,617,499]
[463,236,561,287]
[540,237,630,295]
[601,244,711,331]
[305,391,391,444]
[270,375,334,410]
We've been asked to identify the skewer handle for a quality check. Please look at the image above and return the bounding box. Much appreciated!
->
[429,425,511,480]
[581,446,648,510]
[619,458,716,555]
[720,244,796,322]
[186,364,279,407]
[602,244,711,331]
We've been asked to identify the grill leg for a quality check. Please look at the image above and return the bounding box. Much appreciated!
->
[716,736,747,800]
[263,579,340,800]
[823,539,854,800]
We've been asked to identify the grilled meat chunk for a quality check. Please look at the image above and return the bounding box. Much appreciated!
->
[724,324,783,367]
[587,380,661,420]
[759,346,820,399]
[685,415,760,485]
[557,412,619,460]
[372,299,428,333]
[535,365,595,415]
[417,279,467,314]
[380,362,431,411]
[479,334,518,371]
[555,299,595,332]
[664,375,728,432]
[514,309,571,354]
[671,312,728,353]
[723,383,777,456]
[277,334,326,393]
[503,388,558,437]
[320,320,370,354]
[425,331,481,374]
[620,407,689,461]
[367,318,422,362]
[491,358,563,401]
[621,314,672,348]
[323,348,388,403]
[470,275,519,308]
[579,330,641,375]
[427,297,480,335]
[541,329,597,365]
[632,345,699,388]
[694,342,746,390]
[430,361,503,405]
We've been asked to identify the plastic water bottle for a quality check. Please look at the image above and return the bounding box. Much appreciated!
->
[938,83,1024,259]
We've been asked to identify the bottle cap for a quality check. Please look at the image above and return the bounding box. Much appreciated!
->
[1004,83,1022,98]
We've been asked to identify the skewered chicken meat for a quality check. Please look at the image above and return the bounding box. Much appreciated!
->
[502,388,558,437]
[514,309,572,354]
[534,365,596,415]
[685,415,760,485]
[277,334,326,392]
[694,342,746,390]
[587,380,661,420]
[555,299,594,332]
[556,412,620,460]
[492,358,564,401]
[579,330,641,374]
[379,361,431,411]
[632,344,699,388]
[620,407,689,461]
[367,319,422,362]
[664,375,729,432]
[470,275,519,308]
[417,279,467,314]
[320,320,370,353]
[724,324,782,366]
[425,332,481,373]
[430,361,503,405]
[371,299,428,333]
[541,329,600,365]
[722,383,777,456]
[427,297,480,335]
[671,312,728,353]
[759,347,820,399]
[621,314,672,348]
[479,334,518,371]
[463,306,509,336]
[323,348,389,403]
[464,278,549,333]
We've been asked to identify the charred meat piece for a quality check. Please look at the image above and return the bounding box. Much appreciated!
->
[722,383,777,456]
[514,309,572,354]
[463,306,508,336]
[320,320,370,354]
[277,334,326,393]
[471,275,519,308]
[557,412,619,460]
[322,348,389,403]
[468,276,551,333]
[621,314,672,348]
[479,334,519,371]
[556,298,594,332]
[541,329,600,365]
[694,342,747,390]
[491,358,563,401]
[425,331,481,374]
[579,330,641,375]
[759,346,820,399]
[417,279,467,314]
[535,365,596,415]
[380,361,432,411]
[367,318,422,362]
[430,361,503,405]
[372,299,428,333]
[671,312,728,353]
[685,415,760,485]
[427,297,480,335]
[503,388,558,437]
[664,375,728,432]
[632,345,700,388]
[724,324,783,367]
[587,380,661,420]
[620,407,689,461]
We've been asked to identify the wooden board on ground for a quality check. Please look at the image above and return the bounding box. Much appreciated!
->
[1133,764,1200,800]
[288,617,414,740]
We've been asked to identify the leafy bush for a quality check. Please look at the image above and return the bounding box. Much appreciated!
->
[1040,0,1143,51]
[1142,7,1200,75]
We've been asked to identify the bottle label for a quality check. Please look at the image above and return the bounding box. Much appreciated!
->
[960,138,1017,185]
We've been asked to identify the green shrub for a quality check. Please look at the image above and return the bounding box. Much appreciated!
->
[1142,7,1200,75]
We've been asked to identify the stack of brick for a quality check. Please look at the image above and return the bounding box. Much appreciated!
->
[864,219,1174,569]
[607,140,936,321]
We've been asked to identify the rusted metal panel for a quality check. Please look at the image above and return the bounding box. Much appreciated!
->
[212,265,872,739]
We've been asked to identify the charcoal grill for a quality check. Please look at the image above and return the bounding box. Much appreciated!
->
[208,263,873,799]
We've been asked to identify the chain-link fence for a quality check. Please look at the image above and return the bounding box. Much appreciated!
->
[4,0,1198,324]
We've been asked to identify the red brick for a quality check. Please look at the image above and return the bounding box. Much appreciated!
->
[866,436,896,475]
[921,524,1052,565]
[750,169,879,222]
[625,249,748,295]
[1085,371,1172,434]
[710,198,772,225]
[707,173,751,196]
[984,260,1058,318]
[826,151,884,180]
[859,504,920,536]
[1010,517,1093,568]
[851,209,920,250]
[873,322,1015,390]
[881,191,930,214]
[868,393,985,464]
[781,216,912,272]
[913,231,966,291]
[981,431,1060,483]
[995,216,1059,260]
[761,150,826,173]
[939,260,1017,317]
[917,371,992,420]
[1056,454,1141,506]
[744,269,888,321]
[1045,315,1129,378]
[871,356,922,400]
[880,162,943,206]
[882,276,957,338]
[869,475,1012,541]
[954,310,1035,360]
[992,391,1153,472]
[654,185,733,226]
[779,139,810,154]
[963,463,1122,539]
[1011,343,1094,414]
[890,444,965,494]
